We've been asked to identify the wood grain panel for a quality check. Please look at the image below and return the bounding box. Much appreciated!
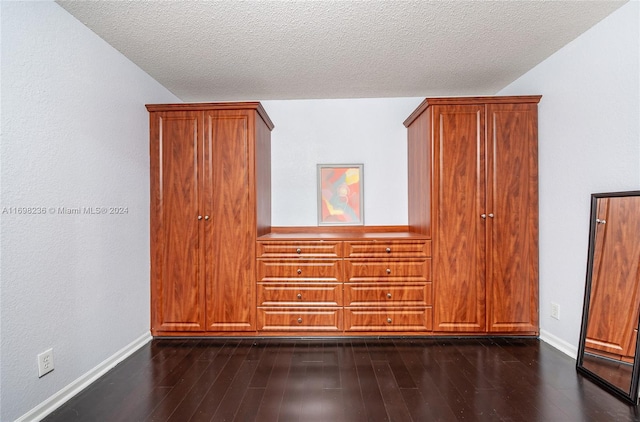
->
[487,103,539,332]
[344,240,431,258]
[586,196,640,359]
[257,283,343,306]
[406,109,432,236]
[257,241,343,258]
[257,260,343,281]
[344,283,431,306]
[433,105,486,332]
[150,112,205,332]
[257,308,343,331]
[344,259,430,282]
[344,308,432,331]
[255,111,272,237]
[205,111,255,331]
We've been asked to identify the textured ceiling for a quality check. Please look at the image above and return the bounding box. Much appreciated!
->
[57,0,627,102]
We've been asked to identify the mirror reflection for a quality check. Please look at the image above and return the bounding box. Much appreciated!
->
[578,191,640,404]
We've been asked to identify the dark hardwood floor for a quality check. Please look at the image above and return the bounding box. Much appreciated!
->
[43,337,640,422]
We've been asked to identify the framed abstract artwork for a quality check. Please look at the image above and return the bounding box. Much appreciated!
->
[317,164,364,226]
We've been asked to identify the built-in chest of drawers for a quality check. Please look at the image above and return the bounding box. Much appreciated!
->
[256,228,431,335]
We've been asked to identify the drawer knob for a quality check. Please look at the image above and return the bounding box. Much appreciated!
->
[297,318,303,324]
[386,247,391,253]
[387,318,392,324]
[387,293,392,299]
[297,293,302,299]
[296,248,302,254]
[297,269,302,275]
[386,268,391,274]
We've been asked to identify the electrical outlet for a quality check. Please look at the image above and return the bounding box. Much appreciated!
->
[551,302,560,320]
[37,348,54,377]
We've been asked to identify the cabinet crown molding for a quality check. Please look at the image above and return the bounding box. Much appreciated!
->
[145,101,274,130]
[403,95,542,128]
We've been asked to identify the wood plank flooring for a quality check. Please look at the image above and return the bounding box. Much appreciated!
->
[43,337,640,422]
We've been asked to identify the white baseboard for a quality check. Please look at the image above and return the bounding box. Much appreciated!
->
[16,331,152,422]
[539,329,578,360]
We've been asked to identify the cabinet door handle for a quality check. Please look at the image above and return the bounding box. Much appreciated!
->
[488,213,494,218]
[204,215,210,220]
[297,318,303,324]
[387,318,392,324]
[386,268,391,274]
[197,215,203,220]
[596,218,607,224]
[297,293,302,299]
[386,247,391,253]
[481,214,486,219]
[297,269,302,275]
[296,248,302,254]
[387,293,392,299]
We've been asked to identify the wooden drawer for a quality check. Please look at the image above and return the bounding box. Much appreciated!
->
[344,240,431,258]
[257,260,342,282]
[344,283,432,306]
[257,308,343,331]
[257,283,343,306]
[344,259,430,282]
[257,241,342,258]
[344,308,432,331]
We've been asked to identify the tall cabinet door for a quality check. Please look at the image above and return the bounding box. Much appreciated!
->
[486,103,539,332]
[433,105,487,332]
[150,111,206,332]
[204,110,256,331]
[586,196,640,359]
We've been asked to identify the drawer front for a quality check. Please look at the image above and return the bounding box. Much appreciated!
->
[257,241,342,258]
[257,260,343,281]
[344,240,431,258]
[345,283,432,306]
[344,259,430,282]
[344,308,432,332]
[257,283,343,306]
[257,308,343,331]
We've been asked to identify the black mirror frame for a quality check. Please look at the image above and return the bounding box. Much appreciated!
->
[576,190,640,405]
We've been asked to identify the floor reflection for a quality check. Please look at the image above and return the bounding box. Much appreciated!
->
[583,352,633,392]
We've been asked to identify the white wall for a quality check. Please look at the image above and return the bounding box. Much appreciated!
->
[0,3,4,419]
[0,2,179,421]
[262,98,422,226]
[499,1,640,355]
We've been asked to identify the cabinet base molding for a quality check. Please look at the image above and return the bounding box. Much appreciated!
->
[151,332,538,338]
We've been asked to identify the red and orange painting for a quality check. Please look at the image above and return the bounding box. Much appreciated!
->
[317,164,363,225]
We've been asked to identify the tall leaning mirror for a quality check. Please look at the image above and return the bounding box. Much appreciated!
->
[577,191,640,404]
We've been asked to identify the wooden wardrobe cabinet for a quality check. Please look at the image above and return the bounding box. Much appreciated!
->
[147,102,273,335]
[404,96,541,334]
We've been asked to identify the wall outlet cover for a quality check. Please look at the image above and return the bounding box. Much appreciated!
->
[37,348,54,377]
